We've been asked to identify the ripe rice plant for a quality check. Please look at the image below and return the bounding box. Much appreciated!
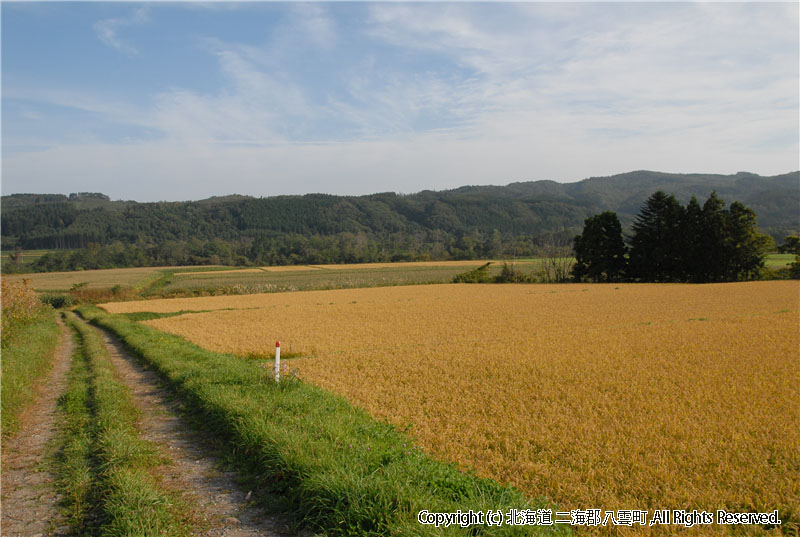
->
[80,305,566,537]
[103,281,800,535]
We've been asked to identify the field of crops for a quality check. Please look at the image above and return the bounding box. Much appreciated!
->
[179,260,509,275]
[102,281,800,532]
[2,266,173,291]
[3,254,790,296]
[0,249,54,266]
[160,260,522,294]
[764,253,795,268]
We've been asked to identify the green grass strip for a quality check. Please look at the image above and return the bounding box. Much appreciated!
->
[60,312,193,536]
[119,310,213,321]
[55,324,95,526]
[139,270,175,297]
[77,304,569,537]
[1,308,60,438]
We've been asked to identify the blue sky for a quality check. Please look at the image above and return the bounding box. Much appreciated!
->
[2,2,798,201]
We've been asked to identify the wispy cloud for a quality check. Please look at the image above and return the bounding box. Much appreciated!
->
[3,3,797,201]
[144,37,321,144]
[291,3,337,49]
[364,3,798,151]
[94,7,148,56]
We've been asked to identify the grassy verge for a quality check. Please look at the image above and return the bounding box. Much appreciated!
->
[1,308,60,438]
[77,304,568,537]
[57,311,193,536]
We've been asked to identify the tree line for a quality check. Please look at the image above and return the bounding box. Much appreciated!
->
[0,193,591,251]
[572,191,778,282]
[4,172,798,255]
[3,230,579,274]
[2,181,796,277]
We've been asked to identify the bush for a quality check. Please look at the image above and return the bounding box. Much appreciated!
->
[1,278,45,334]
[495,263,530,283]
[790,260,800,280]
[40,293,78,309]
[69,285,137,304]
[453,262,493,283]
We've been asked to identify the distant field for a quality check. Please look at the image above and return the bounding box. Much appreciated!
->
[274,260,520,271]
[161,259,542,294]
[103,281,800,534]
[2,253,793,296]
[0,249,57,266]
[2,267,175,291]
[172,268,266,276]
[764,253,795,268]
[176,260,512,276]
[2,261,525,295]
[164,265,479,294]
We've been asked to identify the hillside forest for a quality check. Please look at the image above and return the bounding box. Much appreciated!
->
[2,170,798,279]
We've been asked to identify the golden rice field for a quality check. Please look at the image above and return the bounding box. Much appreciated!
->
[102,282,800,533]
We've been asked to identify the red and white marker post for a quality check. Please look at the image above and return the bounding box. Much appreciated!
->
[274,341,281,382]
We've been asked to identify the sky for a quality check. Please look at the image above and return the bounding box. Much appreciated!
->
[1,2,798,202]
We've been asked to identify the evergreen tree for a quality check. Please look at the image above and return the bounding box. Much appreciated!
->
[628,191,685,282]
[572,211,627,282]
[682,196,704,282]
[724,201,768,280]
[698,192,728,282]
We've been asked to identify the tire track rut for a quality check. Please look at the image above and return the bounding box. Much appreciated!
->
[95,327,295,537]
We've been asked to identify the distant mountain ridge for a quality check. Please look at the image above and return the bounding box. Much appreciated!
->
[2,170,798,251]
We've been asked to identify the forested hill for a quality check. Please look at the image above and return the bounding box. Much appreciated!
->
[2,170,798,258]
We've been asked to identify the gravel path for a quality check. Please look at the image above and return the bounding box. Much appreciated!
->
[96,327,296,537]
[1,315,72,537]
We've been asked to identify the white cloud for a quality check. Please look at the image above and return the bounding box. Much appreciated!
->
[4,116,796,202]
[4,3,797,200]
[143,38,320,144]
[291,3,337,49]
[363,2,798,153]
[93,7,149,56]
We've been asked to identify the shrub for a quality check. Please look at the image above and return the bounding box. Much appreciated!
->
[790,259,800,280]
[495,263,530,283]
[1,278,45,334]
[70,285,137,304]
[40,293,78,309]
[452,262,493,283]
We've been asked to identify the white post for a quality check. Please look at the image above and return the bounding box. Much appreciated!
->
[274,341,281,382]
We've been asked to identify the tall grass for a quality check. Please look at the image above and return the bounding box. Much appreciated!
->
[77,304,568,537]
[57,312,193,536]
[1,278,60,437]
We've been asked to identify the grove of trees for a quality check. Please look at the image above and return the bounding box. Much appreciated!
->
[572,191,774,282]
